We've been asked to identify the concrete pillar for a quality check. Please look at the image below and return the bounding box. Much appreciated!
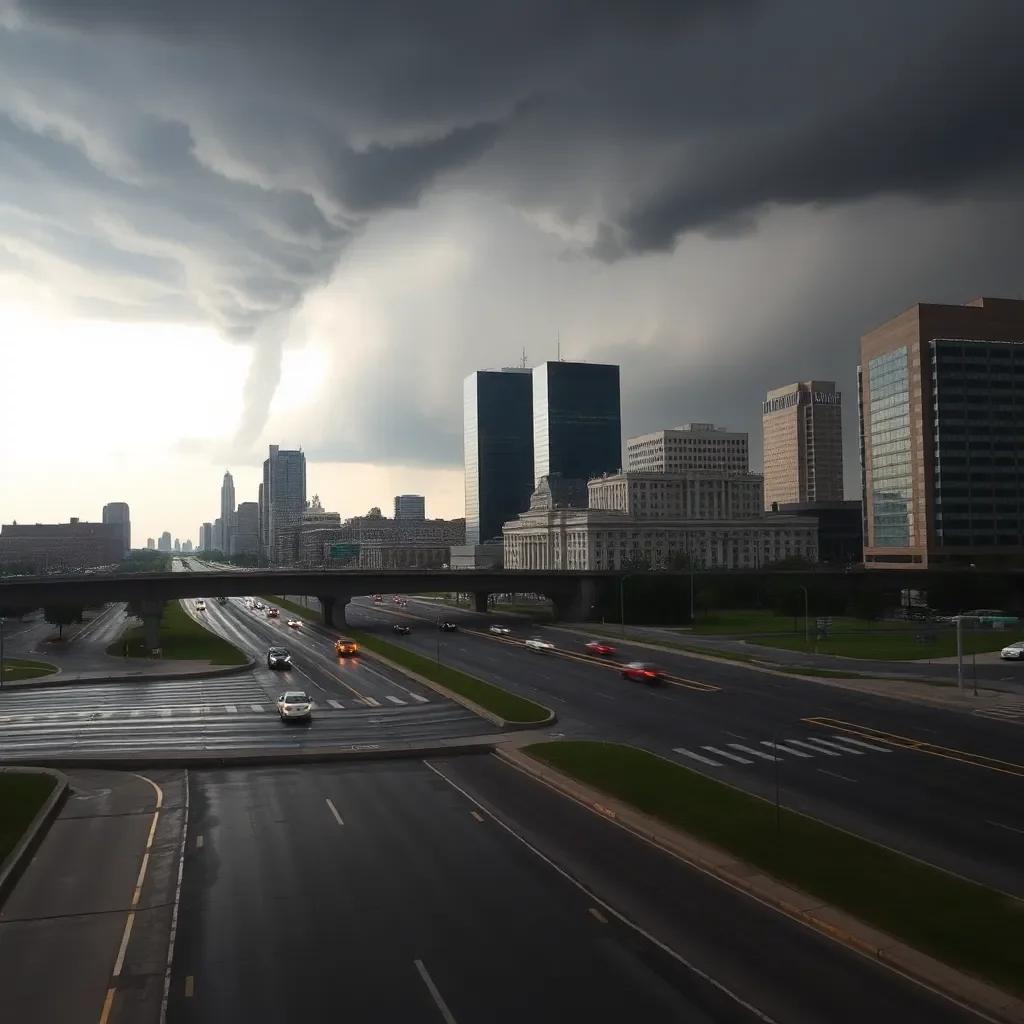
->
[138,598,165,651]
[472,592,489,614]
[318,595,350,629]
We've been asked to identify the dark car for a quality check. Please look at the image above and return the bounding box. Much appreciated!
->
[621,661,666,685]
[438,622,458,632]
[267,646,292,670]
[586,639,617,656]
[393,624,411,635]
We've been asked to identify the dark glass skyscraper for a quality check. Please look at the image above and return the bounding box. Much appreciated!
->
[464,369,534,544]
[533,360,622,485]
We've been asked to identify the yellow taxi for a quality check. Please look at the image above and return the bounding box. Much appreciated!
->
[334,638,359,656]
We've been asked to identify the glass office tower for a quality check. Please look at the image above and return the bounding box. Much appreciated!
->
[533,360,622,485]
[464,369,534,545]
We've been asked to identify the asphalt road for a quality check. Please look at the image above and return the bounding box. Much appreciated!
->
[348,598,1024,896]
[0,597,497,760]
[166,758,983,1024]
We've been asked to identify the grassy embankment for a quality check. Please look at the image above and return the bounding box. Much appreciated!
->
[107,600,248,665]
[526,740,1024,997]
[0,773,58,866]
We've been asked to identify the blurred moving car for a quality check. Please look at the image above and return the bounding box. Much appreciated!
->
[267,646,292,670]
[621,661,666,685]
[586,639,617,656]
[1000,640,1024,660]
[286,619,302,629]
[438,622,458,632]
[194,600,206,611]
[525,637,554,652]
[489,625,511,635]
[393,624,411,635]
[266,608,279,618]
[277,690,312,722]
[334,637,359,656]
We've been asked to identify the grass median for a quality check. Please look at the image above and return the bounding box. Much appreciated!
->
[0,772,58,866]
[345,627,552,725]
[1,658,57,682]
[754,629,1008,660]
[525,740,1024,997]
[107,600,248,665]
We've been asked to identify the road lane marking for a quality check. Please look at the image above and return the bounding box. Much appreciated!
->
[361,696,381,707]
[250,704,263,712]
[786,739,839,757]
[159,771,189,1024]
[817,768,858,783]
[423,759,777,1023]
[184,976,194,998]
[724,731,747,740]
[414,960,458,1024]
[409,693,429,703]
[98,988,116,1024]
[728,743,778,762]
[985,819,1024,835]
[805,737,865,755]
[471,810,484,822]
[589,907,608,924]
[196,835,203,849]
[702,745,753,764]
[385,695,406,705]
[326,798,344,826]
[224,704,237,713]
[327,699,343,709]
[761,741,811,758]
[829,735,891,753]
[672,746,722,766]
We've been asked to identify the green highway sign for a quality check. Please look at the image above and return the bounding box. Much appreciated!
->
[330,544,360,559]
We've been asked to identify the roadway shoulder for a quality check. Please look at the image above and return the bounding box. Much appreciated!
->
[496,745,1024,1024]
[0,766,70,907]
[550,626,1014,713]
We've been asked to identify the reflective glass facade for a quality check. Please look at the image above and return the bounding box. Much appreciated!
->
[931,338,1024,548]
[464,370,534,545]
[533,361,622,485]
[867,347,912,547]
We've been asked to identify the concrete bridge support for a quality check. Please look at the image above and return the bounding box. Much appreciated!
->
[472,592,489,614]
[318,595,351,629]
[139,599,165,650]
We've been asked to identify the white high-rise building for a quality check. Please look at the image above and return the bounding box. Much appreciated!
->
[627,424,749,476]
[158,532,172,552]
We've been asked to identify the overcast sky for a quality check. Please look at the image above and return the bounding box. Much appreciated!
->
[1,0,1023,545]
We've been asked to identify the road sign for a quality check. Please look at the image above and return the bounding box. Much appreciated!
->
[330,544,360,559]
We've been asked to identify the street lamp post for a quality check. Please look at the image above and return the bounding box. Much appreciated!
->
[799,585,809,647]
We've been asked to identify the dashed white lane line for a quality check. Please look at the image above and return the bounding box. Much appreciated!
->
[361,696,381,707]
[414,960,458,1024]
[702,745,753,764]
[224,705,237,713]
[385,695,406,705]
[829,734,892,753]
[817,768,858,783]
[327,699,343,709]
[728,743,778,762]
[985,819,1024,835]
[250,704,263,712]
[672,746,722,766]
[409,693,429,703]
[761,741,811,758]
[326,799,344,826]
[786,739,840,757]
[804,737,864,755]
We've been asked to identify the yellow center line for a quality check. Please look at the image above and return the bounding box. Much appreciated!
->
[589,907,609,924]
[471,810,484,822]
[185,975,195,998]
[803,716,1024,778]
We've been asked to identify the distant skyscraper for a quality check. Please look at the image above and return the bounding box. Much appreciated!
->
[158,532,172,552]
[532,360,621,486]
[146,537,155,550]
[182,539,193,553]
[102,502,131,554]
[394,494,426,521]
[263,445,307,562]
[199,522,213,552]
[220,470,236,554]
[173,538,181,552]
[762,381,844,509]
[257,481,265,556]
[213,517,223,553]
[234,502,259,555]
[464,368,535,545]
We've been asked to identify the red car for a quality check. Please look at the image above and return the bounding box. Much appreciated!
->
[621,662,666,686]
[586,640,617,656]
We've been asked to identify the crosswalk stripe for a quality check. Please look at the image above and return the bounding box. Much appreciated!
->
[131,710,142,717]
[160,709,172,717]
[728,743,778,762]
[786,739,840,756]
[327,699,343,709]
[805,737,864,755]
[762,741,811,758]
[385,695,406,705]
[672,746,722,766]
[361,696,381,707]
[225,705,237,713]
[251,704,263,712]
[702,745,753,764]
[829,734,891,753]
[409,693,429,703]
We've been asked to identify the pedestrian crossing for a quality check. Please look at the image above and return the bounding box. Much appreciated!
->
[972,696,1024,721]
[672,733,893,768]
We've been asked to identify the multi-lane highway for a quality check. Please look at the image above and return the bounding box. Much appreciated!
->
[346,596,1024,896]
[0,596,497,759]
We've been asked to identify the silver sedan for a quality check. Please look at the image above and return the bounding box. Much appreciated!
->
[277,691,313,722]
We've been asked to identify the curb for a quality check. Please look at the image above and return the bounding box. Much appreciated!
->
[0,739,499,771]
[2,658,256,691]
[353,644,557,732]
[0,766,70,908]
[496,747,1024,1024]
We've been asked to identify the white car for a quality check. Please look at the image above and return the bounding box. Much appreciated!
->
[277,690,313,722]
[489,625,511,635]
[1000,641,1024,660]
[286,619,302,629]
[525,637,554,652]
[194,600,206,612]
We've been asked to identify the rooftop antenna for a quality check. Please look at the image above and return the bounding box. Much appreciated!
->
[557,330,561,362]
[520,347,527,369]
